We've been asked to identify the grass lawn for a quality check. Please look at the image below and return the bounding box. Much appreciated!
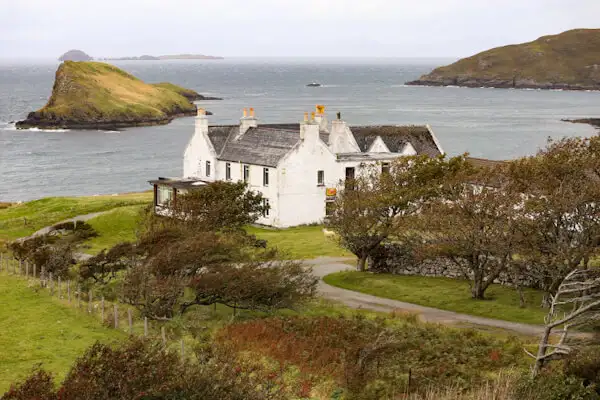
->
[83,205,146,254]
[0,192,152,243]
[0,274,124,391]
[323,271,548,325]
[246,225,351,259]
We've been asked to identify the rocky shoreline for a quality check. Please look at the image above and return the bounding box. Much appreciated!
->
[16,109,213,130]
[405,76,600,91]
[561,118,600,129]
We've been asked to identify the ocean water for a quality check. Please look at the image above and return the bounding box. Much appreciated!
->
[0,58,598,202]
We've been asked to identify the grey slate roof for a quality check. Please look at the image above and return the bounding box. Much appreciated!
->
[205,123,441,168]
[217,126,301,167]
[350,125,441,157]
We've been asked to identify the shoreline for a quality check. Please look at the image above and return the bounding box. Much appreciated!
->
[405,80,600,92]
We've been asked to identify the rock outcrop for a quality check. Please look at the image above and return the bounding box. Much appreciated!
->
[406,29,600,91]
[16,61,216,130]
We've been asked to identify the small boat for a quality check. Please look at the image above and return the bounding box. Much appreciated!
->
[306,82,321,87]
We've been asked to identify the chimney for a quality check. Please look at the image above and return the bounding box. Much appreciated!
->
[238,107,258,138]
[195,107,208,134]
[313,104,329,133]
[329,111,348,148]
[300,111,319,142]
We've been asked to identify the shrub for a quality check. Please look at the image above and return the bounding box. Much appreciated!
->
[514,373,599,400]
[216,315,525,396]
[1,368,55,400]
[565,347,600,390]
[2,338,286,400]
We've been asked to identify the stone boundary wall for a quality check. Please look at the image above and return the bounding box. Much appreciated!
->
[370,244,541,288]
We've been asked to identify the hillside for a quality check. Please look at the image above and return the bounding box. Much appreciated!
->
[16,62,199,129]
[406,29,600,90]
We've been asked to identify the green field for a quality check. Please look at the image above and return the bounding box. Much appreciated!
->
[0,192,152,243]
[84,205,146,254]
[324,271,547,325]
[247,225,351,259]
[0,274,123,391]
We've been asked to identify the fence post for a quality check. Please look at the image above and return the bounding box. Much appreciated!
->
[87,290,93,313]
[25,261,29,278]
[33,263,37,279]
[114,305,119,329]
[67,281,71,302]
[12,258,16,274]
[0,253,3,272]
[144,317,148,337]
[58,277,61,298]
[18,260,22,275]
[161,327,166,346]
[77,285,81,309]
[101,297,105,322]
[49,273,54,296]
[180,339,185,361]
[128,309,133,334]
[41,267,45,287]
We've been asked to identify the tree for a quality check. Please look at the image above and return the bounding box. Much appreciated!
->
[170,180,267,232]
[526,269,600,378]
[120,181,317,320]
[79,242,135,284]
[327,154,471,271]
[508,136,600,306]
[418,166,520,299]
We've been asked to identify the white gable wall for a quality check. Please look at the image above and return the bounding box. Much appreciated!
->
[367,136,390,153]
[183,115,217,180]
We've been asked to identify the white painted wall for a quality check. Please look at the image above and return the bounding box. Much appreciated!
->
[183,115,217,180]
[329,120,361,153]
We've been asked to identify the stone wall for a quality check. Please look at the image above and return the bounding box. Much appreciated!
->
[370,243,541,288]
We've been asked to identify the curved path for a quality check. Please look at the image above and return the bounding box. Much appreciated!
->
[20,211,110,242]
[306,257,547,336]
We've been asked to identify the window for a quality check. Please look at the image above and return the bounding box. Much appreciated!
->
[262,198,270,217]
[243,165,250,183]
[157,186,173,205]
[205,161,211,177]
[345,167,356,190]
[226,162,231,180]
[263,168,269,187]
[381,162,390,175]
[317,170,325,186]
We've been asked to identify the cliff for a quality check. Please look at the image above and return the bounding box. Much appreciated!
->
[16,61,200,130]
[58,50,92,61]
[406,29,600,90]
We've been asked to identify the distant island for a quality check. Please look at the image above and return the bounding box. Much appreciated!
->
[16,61,220,130]
[101,54,224,61]
[406,29,600,91]
[58,50,93,61]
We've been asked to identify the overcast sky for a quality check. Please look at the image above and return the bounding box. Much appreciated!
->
[1,0,599,59]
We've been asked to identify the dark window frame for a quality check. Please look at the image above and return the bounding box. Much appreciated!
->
[243,165,250,183]
[206,160,211,177]
[226,162,231,180]
[317,170,325,186]
[263,167,269,187]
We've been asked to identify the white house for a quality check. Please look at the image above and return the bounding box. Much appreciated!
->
[149,106,445,227]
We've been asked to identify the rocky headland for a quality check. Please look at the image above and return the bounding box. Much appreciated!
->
[16,61,219,130]
[562,118,600,129]
[406,29,600,91]
[101,54,224,61]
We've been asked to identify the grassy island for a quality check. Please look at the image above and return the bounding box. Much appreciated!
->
[16,61,201,130]
[407,28,600,90]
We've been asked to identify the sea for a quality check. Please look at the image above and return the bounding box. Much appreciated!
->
[0,58,598,202]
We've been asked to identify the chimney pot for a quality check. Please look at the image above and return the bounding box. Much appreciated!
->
[311,112,315,122]
[250,108,255,117]
[304,112,309,122]
[243,108,248,117]
[197,108,205,116]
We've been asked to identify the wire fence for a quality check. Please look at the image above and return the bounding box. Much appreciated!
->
[0,252,188,360]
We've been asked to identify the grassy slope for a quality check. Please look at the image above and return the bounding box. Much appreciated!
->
[324,271,547,325]
[247,225,351,259]
[152,82,200,100]
[419,28,600,85]
[0,192,152,243]
[0,275,123,391]
[83,205,145,253]
[27,61,196,125]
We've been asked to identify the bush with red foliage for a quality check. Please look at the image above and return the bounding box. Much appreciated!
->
[216,316,525,397]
